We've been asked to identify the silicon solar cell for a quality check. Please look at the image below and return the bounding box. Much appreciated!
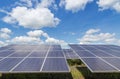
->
[81,58,118,72]
[89,50,113,57]
[47,50,64,57]
[103,58,120,70]
[29,51,47,57]
[42,58,69,72]
[106,45,120,51]
[69,45,85,50]
[80,45,98,50]
[0,58,23,72]
[103,50,120,57]
[0,50,14,57]
[49,45,62,51]
[9,50,30,57]
[75,50,96,57]
[13,58,44,72]
[36,45,50,50]
[63,49,79,59]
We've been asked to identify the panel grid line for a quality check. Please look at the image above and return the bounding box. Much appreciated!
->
[40,45,51,71]
[61,48,70,72]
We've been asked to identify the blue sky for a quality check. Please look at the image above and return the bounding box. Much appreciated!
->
[0,0,120,47]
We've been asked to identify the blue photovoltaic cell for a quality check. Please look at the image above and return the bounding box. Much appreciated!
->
[75,50,96,57]
[82,58,118,72]
[9,45,37,50]
[48,50,64,57]
[92,45,110,50]
[49,45,62,51]
[13,58,44,72]
[69,44,85,50]
[9,50,30,57]
[0,58,22,71]
[106,45,120,51]
[80,45,98,50]
[29,51,47,57]
[0,45,11,50]
[103,58,120,70]
[35,45,50,50]
[103,50,120,57]
[63,49,79,59]
[42,58,69,72]
[0,50,14,57]
[89,50,113,57]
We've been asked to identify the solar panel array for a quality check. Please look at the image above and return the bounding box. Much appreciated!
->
[69,44,120,73]
[0,45,69,73]
[1,44,120,73]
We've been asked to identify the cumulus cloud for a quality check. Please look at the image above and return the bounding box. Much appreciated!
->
[1,0,60,29]
[9,30,67,45]
[11,36,43,44]
[3,6,60,29]
[0,28,12,34]
[45,37,66,44]
[78,29,120,45]
[59,0,93,12]
[27,30,49,38]
[97,0,120,12]
[0,28,12,39]
[0,41,6,47]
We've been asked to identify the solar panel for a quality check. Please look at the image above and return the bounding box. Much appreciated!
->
[0,50,14,57]
[81,58,118,72]
[0,58,23,72]
[103,58,120,70]
[29,51,47,57]
[9,50,30,57]
[41,58,69,72]
[63,49,79,59]
[69,44,120,73]
[47,50,64,57]
[0,44,70,73]
[13,58,44,72]
[49,45,62,51]
[75,50,96,57]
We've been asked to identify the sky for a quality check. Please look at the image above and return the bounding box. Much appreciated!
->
[0,0,120,47]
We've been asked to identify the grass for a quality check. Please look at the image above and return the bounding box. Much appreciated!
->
[70,66,84,79]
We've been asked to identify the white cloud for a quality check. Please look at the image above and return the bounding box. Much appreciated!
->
[20,0,33,7]
[45,37,66,44]
[59,0,93,12]
[0,28,12,39]
[0,41,6,47]
[11,36,43,44]
[3,6,60,29]
[78,29,120,45]
[27,30,49,38]
[38,0,55,8]
[0,33,10,39]
[97,0,120,12]
[86,29,100,34]
[9,30,67,45]
[0,28,12,34]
